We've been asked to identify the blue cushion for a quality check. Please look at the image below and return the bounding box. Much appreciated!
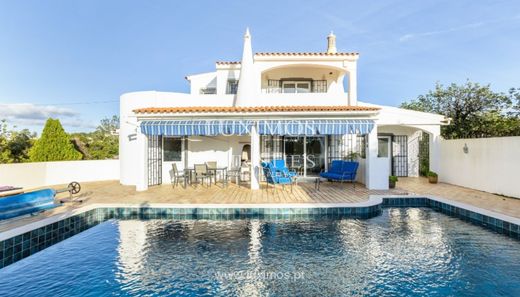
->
[329,160,343,174]
[320,172,332,179]
[276,176,292,184]
[271,159,297,178]
[273,159,286,169]
[342,161,359,180]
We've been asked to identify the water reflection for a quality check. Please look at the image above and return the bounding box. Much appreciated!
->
[2,208,520,296]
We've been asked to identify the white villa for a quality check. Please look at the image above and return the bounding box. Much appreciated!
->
[119,29,448,191]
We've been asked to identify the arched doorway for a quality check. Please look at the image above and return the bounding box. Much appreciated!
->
[241,144,251,162]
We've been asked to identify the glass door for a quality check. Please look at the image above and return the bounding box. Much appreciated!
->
[305,136,326,176]
[281,136,327,177]
[284,137,304,175]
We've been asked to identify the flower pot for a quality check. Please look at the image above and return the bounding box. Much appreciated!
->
[389,180,396,188]
[428,176,438,184]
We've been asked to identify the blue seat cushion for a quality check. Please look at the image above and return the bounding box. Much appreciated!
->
[275,176,292,184]
[329,160,343,174]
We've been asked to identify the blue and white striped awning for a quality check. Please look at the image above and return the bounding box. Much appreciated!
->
[140,119,374,136]
[141,120,254,136]
[257,119,374,135]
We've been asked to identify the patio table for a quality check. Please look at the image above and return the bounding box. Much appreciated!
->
[207,167,228,185]
[184,167,228,186]
[294,176,321,191]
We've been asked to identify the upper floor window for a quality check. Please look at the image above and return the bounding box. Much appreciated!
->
[226,79,239,94]
[282,81,311,93]
[266,79,327,93]
[200,87,216,95]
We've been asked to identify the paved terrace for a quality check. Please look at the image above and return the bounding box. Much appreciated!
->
[1,177,520,232]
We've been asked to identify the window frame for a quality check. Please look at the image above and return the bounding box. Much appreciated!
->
[162,137,183,162]
[281,80,311,93]
[226,79,239,94]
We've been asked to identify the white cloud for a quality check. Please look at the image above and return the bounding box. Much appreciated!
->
[0,103,95,131]
[0,103,77,120]
[399,15,520,42]
[399,21,485,42]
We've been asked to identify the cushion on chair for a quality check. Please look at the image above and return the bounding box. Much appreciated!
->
[342,161,359,180]
[320,161,359,182]
[276,176,292,185]
[329,160,343,174]
[272,159,285,169]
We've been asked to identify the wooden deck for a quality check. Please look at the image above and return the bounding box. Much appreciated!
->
[2,177,520,233]
[71,180,407,205]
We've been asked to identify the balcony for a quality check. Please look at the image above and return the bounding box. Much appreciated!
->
[263,79,328,94]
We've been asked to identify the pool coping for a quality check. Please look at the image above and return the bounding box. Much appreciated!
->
[1,194,520,241]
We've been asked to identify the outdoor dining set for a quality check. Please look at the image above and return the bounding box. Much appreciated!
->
[170,162,249,188]
[171,159,359,193]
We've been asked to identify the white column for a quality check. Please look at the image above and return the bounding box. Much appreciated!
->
[365,125,389,190]
[428,126,441,174]
[135,132,148,191]
[250,125,260,190]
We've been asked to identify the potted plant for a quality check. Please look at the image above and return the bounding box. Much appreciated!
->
[389,176,398,188]
[427,171,438,184]
[345,152,360,161]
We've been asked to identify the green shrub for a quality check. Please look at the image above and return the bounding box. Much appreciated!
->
[427,171,438,178]
[389,176,399,183]
[29,118,82,162]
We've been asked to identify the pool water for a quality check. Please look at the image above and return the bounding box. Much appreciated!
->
[1,208,520,296]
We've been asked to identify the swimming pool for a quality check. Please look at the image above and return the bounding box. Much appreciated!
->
[1,207,519,296]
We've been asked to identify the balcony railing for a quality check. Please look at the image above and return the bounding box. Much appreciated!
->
[265,79,327,94]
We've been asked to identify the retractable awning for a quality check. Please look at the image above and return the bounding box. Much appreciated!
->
[140,120,254,136]
[257,119,374,135]
[140,119,374,136]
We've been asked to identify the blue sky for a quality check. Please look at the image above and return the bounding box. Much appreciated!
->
[1,0,519,133]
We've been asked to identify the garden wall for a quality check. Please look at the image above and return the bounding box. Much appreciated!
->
[0,160,120,190]
[439,137,520,198]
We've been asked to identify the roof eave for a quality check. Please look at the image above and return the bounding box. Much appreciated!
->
[134,110,379,119]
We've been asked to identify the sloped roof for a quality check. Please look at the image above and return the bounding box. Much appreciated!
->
[134,105,379,114]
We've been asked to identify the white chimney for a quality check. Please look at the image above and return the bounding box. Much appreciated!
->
[327,31,337,54]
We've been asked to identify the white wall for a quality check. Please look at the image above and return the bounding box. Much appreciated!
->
[0,160,119,190]
[439,137,520,198]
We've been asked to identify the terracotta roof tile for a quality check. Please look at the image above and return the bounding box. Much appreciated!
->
[216,61,241,65]
[215,52,359,64]
[133,105,379,114]
[255,52,359,56]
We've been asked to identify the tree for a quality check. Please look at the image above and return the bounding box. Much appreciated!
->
[7,129,34,162]
[0,120,35,163]
[0,120,10,163]
[29,118,82,162]
[401,81,520,139]
[97,115,119,135]
[70,115,119,160]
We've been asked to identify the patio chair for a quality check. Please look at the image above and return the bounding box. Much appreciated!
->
[271,159,298,178]
[194,164,211,187]
[226,166,242,187]
[320,160,359,188]
[170,163,187,188]
[206,161,218,184]
[261,161,294,193]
